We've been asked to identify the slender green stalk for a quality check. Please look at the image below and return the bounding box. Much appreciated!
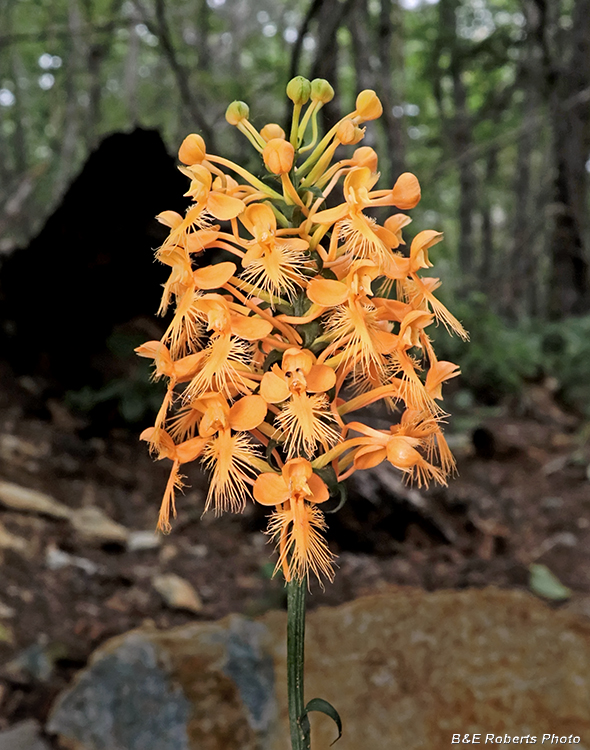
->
[287,577,310,750]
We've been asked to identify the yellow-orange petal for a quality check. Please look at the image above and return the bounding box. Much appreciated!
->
[311,203,349,225]
[373,224,400,249]
[175,436,207,463]
[263,138,295,175]
[306,364,336,393]
[228,394,267,431]
[345,166,379,193]
[241,202,276,237]
[386,436,422,470]
[384,213,412,240]
[260,370,290,403]
[230,315,273,341]
[425,361,461,400]
[390,172,421,209]
[206,193,245,221]
[156,210,184,229]
[253,472,290,506]
[260,123,286,142]
[135,340,165,360]
[351,146,378,172]
[354,89,383,121]
[282,348,315,376]
[282,457,314,484]
[178,133,206,165]
[307,473,329,503]
[373,329,398,354]
[373,298,412,322]
[306,278,348,306]
[186,229,221,254]
[174,352,205,382]
[193,261,237,290]
[353,445,387,470]
[409,230,443,270]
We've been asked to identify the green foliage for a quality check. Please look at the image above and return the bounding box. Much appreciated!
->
[66,331,165,424]
[435,293,590,415]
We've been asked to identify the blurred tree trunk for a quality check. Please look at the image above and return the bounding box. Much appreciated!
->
[53,0,84,202]
[433,0,477,286]
[312,0,354,130]
[529,0,590,316]
[376,0,406,182]
[195,0,211,73]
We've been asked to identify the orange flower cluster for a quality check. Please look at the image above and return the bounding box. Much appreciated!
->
[138,77,467,583]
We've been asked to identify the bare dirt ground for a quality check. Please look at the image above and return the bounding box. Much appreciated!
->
[0,361,589,741]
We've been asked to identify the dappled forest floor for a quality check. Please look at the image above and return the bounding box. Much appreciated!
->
[0,361,589,737]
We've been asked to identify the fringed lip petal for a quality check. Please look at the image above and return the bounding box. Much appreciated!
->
[228,394,267,431]
[307,278,349,307]
[193,261,237,289]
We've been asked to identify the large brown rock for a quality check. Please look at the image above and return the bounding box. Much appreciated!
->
[47,588,590,749]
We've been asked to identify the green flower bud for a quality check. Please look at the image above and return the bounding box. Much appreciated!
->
[286,76,311,105]
[310,79,334,104]
[225,100,250,125]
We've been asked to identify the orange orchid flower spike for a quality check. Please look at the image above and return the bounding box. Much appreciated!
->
[138,77,466,585]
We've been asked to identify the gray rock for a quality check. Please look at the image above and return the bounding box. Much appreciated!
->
[48,634,192,750]
[48,588,590,750]
[0,719,50,750]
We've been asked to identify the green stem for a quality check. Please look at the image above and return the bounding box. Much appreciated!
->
[287,577,310,750]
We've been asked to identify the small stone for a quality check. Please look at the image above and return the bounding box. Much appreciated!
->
[0,481,69,519]
[70,506,129,546]
[152,574,203,613]
[0,719,50,750]
[0,522,29,556]
[128,530,161,552]
[0,623,13,644]
[45,544,100,575]
[0,600,15,619]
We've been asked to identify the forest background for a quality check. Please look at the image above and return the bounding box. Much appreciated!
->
[1,0,590,416]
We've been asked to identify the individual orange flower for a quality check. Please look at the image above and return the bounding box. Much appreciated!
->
[193,392,267,514]
[311,167,421,267]
[240,203,309,302]
[345,421,446,487]
[183,293,272,399]
[253,458,334,582]
[260,347,338,458]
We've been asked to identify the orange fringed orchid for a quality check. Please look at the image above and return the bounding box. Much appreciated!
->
[137,77,467,584]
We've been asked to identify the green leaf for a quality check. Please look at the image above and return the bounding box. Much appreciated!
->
[297,320,322,349]
[529,563,572,601]
[303,698,342,745]
[263,348,284,372]
[325,481,348,514]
